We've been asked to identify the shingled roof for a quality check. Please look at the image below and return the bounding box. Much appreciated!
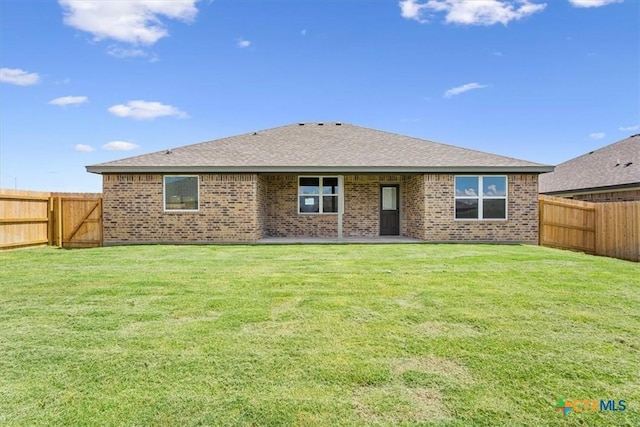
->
[539,134,640,194]
[87,122,552,174]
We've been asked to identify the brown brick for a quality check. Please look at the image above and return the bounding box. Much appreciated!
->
[102,172,540,244]
[103,173,262,244]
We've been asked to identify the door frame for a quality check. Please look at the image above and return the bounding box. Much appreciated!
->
[379,184,400,236]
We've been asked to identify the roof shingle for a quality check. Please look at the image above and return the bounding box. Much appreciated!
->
[87,122,551,173]
[539,135,640,194]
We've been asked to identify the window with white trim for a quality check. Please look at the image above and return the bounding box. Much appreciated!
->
[298,177,338,214]
[164,175,199,211]
[455,176,507,220]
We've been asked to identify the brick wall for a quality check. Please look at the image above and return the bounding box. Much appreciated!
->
[256,175,267,238]
[102,173,261,244]
[422,174,539,243]
[262,174,411,238]
[263,175,338,237]
[404,174,426,239]
[343,175,408,237]
[342,175,379,237]
[571,189,640,202]
[103,172,540,244]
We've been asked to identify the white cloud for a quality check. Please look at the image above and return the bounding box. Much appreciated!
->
[568,0,622,7]
[108,100,188,120]
[400,0,430,23]
[49,96,89,106]
[485,184,498,196]
[589,132,606,139]
[0,68,41,86]
[103,141,140,151]
[58,0,199,45]
[75,144,95,152]
[619,124,640,131]
[444,82,488,98]
[107,46,160,62]
[455,188,478,196]
[399,0,546,26]
[237,38,251,48]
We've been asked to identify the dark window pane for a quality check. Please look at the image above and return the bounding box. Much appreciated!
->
[456,199,478,219]
[455,176,479,197]
[483,176,507,197]
[323,196,338,213]
[300,177,319,186]
[299,196,319,213]
[165,176,198,210]
[299,177,319,195]
[323,177,338,195]
[483,199,506,219]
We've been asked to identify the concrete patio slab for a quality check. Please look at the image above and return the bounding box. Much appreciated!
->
[257,236,423,244]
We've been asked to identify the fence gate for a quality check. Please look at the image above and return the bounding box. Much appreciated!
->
[53,196,103,248]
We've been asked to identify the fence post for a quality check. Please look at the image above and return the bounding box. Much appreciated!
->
[48,196,54,245]
[57,197,63,247]
[99,197,104,247]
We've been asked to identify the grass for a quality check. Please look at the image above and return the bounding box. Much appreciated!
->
[0,243,638,426]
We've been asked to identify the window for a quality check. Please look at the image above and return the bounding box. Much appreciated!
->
[164,176,199,211]
[455,176,507,220]
[298,177,339,214]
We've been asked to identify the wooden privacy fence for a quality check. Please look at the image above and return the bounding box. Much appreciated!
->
[596,200,640,262]
[539,195,640,262]
[0,189,102,250]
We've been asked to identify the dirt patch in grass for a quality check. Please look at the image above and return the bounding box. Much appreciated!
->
[270,297,303,319]
[119,312,223,336]
[354,385,450,423]
[391,356,473,384]
[347,306,381,323]
[240,320,299,336]
[394,292,424,310]
[417,321,482,338]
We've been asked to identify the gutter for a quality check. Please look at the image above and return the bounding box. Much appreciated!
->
[86,165,555,174]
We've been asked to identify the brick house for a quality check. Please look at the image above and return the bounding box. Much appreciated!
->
[539,134,640,202]
[86,123,553,245]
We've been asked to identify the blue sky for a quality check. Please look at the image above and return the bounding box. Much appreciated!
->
[0,0,638,192]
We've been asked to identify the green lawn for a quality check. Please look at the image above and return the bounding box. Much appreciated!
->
[0,244,638,426]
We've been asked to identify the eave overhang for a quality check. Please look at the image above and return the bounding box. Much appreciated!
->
[86,165,554,174]
[540,182,640,196]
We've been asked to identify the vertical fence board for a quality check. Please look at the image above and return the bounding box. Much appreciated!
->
[0,190,51,249]
[595,201,640,262]
[57,196,63,247]
[48,196,54,245]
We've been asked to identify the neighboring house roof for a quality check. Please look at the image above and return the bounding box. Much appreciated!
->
[87,122,552,174]
[539,134,640,194]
